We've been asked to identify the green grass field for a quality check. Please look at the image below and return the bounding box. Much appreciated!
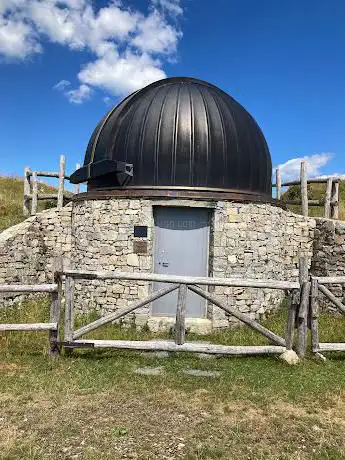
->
[2,299,345,459]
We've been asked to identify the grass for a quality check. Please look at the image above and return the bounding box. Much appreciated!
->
[282,181,345,220]
[2,300,345,459]
[0,177,61,231]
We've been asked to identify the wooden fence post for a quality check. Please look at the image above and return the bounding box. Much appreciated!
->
[297,256,310,357]
[276,166,281,200]
[300,161,308,217]
[331,181,339,219]
[175,284,187,345]
[310,278,319,354]
[64,274,75,350]
[74,163,80,195]
[50,257,63,356]
[285,292,298,350]
[324,178,332,218]
[31,171,38,215]
[57,154,65,210]
[23,167,31,216]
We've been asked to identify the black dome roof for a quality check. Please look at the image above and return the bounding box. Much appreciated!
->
[70,77,272,198]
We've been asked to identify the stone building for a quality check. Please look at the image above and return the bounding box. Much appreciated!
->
[0,77,343,332]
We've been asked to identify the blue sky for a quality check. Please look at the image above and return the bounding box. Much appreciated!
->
[0,0,344,183]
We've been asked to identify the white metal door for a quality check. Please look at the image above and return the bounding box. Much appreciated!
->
[152,207,210,317]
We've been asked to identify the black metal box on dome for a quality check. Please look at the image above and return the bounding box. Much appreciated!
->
[66,77,313,331]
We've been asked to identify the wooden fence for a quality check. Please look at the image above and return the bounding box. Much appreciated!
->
[55,259,311,358]
[273,160,340,218]
[0,281,61,355]
[23,155,80,216]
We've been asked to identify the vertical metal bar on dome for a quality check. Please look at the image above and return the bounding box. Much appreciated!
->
[31,171,38,215]
[276,166,281,200]
[300,161,308,217]
[74,163,80,195]
[23,166,31,216]
[57,154,65,210]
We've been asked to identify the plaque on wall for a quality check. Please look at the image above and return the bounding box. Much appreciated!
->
[133,240,148,254]
[134,225,148,238]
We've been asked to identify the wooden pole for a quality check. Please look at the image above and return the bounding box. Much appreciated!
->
[300,161,308,217]
[57,154,65,210]
[23,166,31,216]
[31,171,38,215]
[310,278,319,354]
[318,284,345,314]
[175,284,187,345]
[331,181,339,219]
[285,293,297,350]
[297,256,309,357]
[324,178,332,218]
[276,166,281,200]
[74,163,80,195]
[64,275,75,345]
[49,257,63,356]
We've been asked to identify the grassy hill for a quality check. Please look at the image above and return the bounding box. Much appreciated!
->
[0,177,59,231]
[282,180,345,220]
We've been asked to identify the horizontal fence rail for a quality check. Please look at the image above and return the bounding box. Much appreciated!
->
[61,270,299,290]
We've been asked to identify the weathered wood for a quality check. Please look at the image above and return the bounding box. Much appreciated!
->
[0,283,58,293]
[35,171,59,178]
[300,161,308,217]
[312,276,345,284]
[50,258,63,356]
[297,281,311,357]
[276,166,281,200]
[31,171,38,215]
[74,163,80,194]
[324,178,332,218]
[285,294,297,350]
[0,322,57,331]
[188,285,286,346]
[331,181,339,219]
[318,343,345,352]
[175,284,187,345]
[73,284,179,340]
[282,200,321,206]
[23,166,31,216]
[68,339,286,355]
[62,270,299,290]
[64,275,75,342]
[57,154,65,210]
[310,278,319,353]
[318,284,345,314]
[272,177,341,187]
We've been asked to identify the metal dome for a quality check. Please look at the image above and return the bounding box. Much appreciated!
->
[70,77,272,199]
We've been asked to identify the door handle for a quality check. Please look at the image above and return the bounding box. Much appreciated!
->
[159,262,169,267]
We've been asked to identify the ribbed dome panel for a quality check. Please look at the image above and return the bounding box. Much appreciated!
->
[75,77,272,196]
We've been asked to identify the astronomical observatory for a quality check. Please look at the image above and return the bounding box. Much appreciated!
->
[64,77,311,330]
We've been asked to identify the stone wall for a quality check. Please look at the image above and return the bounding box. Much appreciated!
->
[70,199,316,329]
[0,205,72,304]
[311,218,345,306]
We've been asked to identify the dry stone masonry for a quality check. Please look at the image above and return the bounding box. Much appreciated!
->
[0,196,343,331]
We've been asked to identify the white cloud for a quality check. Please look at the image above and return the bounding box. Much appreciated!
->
[0,0,183,104]
[276,153,334,182]
[53,79,92,103]
[103,96,112,105]
[78,49,166,96]
[0,0,183,101]
[53,79,71,91]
